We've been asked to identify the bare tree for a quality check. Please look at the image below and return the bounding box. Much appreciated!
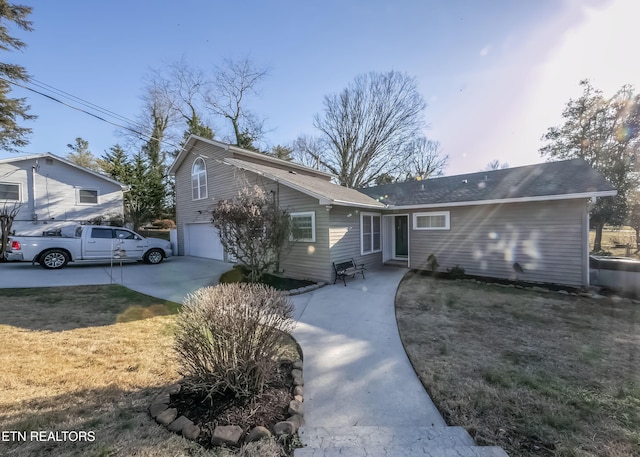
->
[291,134,326,170]
[485,159,509,170]
[0,202,21,261]
[311,70,426,188]
[211,185,292,282]
[205,57,268,150]
[401,137,448,180]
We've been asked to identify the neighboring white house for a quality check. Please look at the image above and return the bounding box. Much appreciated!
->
[0,153,125,236]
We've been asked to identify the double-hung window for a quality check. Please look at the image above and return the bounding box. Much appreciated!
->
[360,212,381,255]
[413,211,450,230]
[0,183,20,201]
[192,158,207,200]
[78,189,98,204]
[291,211,316,242]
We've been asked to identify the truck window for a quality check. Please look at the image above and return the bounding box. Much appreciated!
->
[91,228,113,239]
[75,227,83,237]
[114,229,136,240]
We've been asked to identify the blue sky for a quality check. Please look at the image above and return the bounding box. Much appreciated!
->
[2,0,637,175]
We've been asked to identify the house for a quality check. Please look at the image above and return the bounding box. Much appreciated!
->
[170,136,616,288]
[0,153,125,236]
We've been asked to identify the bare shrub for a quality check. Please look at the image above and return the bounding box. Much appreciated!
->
[174,283,295,399]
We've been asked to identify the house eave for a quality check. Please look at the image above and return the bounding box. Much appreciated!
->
[386,190,618,210]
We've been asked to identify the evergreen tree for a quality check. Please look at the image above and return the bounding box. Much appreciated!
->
[0,1,35,152]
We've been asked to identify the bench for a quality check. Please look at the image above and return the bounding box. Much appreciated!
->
[333,258,365,286]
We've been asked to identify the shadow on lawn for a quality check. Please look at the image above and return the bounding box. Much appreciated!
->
[0,383,179,457]
[0,285,180,331]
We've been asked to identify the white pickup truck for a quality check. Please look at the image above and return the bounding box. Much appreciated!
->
[5,225,173,269]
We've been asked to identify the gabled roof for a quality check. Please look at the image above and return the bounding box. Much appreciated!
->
[224,158,385,209]
[0,152,126,189]
[360,158,617,208]
[169,135,335,180]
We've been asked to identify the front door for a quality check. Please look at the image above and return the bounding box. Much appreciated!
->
[395,215,408,258]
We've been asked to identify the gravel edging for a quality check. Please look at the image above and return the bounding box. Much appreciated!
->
[282,281,326,296]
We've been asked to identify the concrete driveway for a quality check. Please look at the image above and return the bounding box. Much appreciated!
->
[0,256,233,303]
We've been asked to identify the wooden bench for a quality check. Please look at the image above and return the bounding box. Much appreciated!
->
[333,258,365,286]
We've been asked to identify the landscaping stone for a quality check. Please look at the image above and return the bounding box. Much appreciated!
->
[273,420,296,436]
[182,423,201,441]
[288,399,304,416]
[153,392,171,405]
[149,402,168,418]
[211,425,243,447]
[164,383,181,395]
[294,394,303,403]
[156,408,178,426]
[168,415,193,433]
[288,414,305,429]
[245,426,272,443]
[292,368,304,386]
[293,385,304,396]
[292,360,303,370]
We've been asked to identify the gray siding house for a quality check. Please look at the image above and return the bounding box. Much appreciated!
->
[170,136,616,288]
[0,153,125,236]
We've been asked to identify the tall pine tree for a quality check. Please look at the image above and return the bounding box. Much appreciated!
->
[0,1,35,151]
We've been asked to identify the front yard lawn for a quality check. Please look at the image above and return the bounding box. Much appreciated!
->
[396,271,640,457]
[0,285,297,457]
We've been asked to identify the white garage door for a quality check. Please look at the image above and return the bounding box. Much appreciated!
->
[185,223,225,260]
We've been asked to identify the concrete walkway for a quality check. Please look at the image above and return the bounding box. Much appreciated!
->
[291,267,445,428]
[291,267,508,457]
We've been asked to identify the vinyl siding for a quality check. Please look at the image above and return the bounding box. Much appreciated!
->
[277,184,332,283]
[174,142,333,281]
[0,158,123,236]
[408,199,589,287]
[329,206,383,277]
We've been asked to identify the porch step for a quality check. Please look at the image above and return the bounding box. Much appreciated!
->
[294,426,509,457]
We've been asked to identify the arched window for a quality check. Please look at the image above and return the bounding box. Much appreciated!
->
[191,158,207,200]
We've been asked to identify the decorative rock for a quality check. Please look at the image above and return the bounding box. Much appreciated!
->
[164,383,181,395]
[273,420,296,436]
[292,360,303,370]
[293,385,303,396]
[245,426,272,443]
[288,399,304,416]
[317,281,326,287]
[149,402,168,418]
[156,408,178,426]
[211,425,243,447]
[287,414,305,429]
[294,394,303,403]
[154,392,171,405]
[182,423,201,441]
[292,372,304,386]
[167,415,193,433]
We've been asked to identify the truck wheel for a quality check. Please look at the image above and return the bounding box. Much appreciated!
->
[144,248,164,265]
[39,249,69,269]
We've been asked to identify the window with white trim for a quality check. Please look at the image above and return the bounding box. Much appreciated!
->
[291,211,316,242]
[361,212,381,254]
[191,157,207,200]
[0,182,20,201]
[413,211,450,230]
[78,189,98,204]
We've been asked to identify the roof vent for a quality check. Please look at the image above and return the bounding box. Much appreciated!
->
[462,179,468,184]
[288,170,297,175]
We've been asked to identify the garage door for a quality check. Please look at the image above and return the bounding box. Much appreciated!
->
[185,223,225,260]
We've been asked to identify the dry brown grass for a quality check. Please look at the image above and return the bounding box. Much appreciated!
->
[396,271,640,457]
[0,285,297,457]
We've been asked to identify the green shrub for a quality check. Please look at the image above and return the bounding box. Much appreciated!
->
[174,283,295,399]
[219,265,246,284]
[447,265,466,280]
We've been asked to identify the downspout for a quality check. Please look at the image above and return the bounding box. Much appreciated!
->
[31,161,37,223]
[585,197,597,288]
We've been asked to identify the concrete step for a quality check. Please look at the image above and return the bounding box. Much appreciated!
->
[294,445,509,457]
[299,425,476,448]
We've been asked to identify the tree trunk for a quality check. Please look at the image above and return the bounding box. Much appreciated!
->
[593,223,605,252]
